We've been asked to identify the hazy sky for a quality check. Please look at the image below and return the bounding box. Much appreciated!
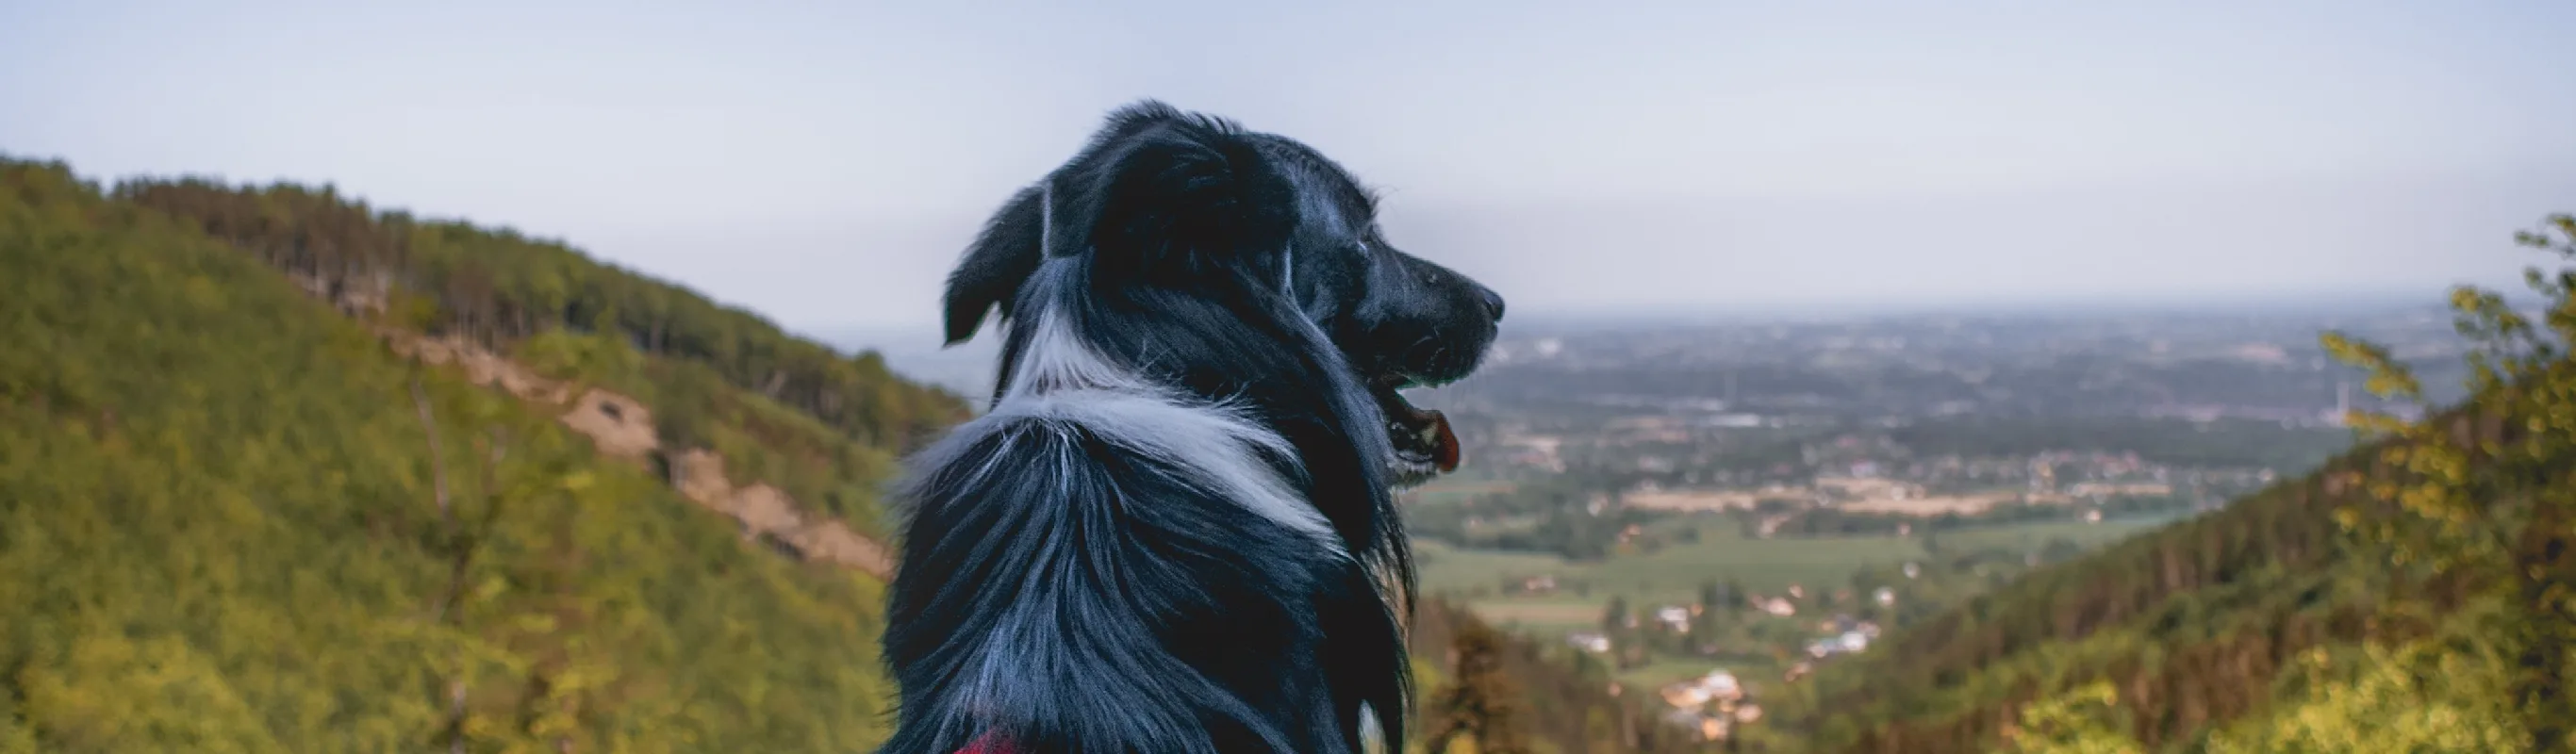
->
[6,1,2572,345]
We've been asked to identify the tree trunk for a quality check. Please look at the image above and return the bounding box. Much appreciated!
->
[2516,481,2576,754]
[447,679,468,754]
[411,377,450,523]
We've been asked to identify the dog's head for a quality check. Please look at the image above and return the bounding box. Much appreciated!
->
[942,101,1503,487]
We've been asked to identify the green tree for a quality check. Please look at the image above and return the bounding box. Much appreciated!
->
[1998,681,2142,754]
[2206,639,2520,754]
[2323,213,2576,752]
[1424,621,1534,754]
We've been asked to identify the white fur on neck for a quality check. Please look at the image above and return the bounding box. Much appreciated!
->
[989,261,1339,548]
[1000,306,1150,397]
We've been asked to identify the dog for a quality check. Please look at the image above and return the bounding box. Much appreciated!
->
[881,102,1505,754]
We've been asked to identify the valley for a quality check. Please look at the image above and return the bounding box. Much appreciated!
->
[1367,296,2562,749]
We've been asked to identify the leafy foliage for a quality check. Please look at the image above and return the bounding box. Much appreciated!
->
[1997,681,2140,754]
[2319,212,2576,752]
[1985,607,2523,753]
[2204,631,2520,754]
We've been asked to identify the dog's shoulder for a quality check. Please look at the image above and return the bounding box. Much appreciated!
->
[883,387,1354,754]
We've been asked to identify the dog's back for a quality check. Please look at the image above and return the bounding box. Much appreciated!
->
[884,391,1371,754]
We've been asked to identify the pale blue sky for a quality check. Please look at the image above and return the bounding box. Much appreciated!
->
[5,1,2571,342]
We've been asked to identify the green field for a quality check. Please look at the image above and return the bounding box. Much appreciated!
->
[1937,517,2168,552]
[1423,516,2171,710]
[1421,516,2164,631]
[1615,654,1756,690]
[1398,467,1520,506]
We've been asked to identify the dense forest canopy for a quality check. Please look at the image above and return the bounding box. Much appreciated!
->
[90,164,975,531]
[110,172,969,451]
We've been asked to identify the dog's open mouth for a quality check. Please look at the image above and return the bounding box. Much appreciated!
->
[1368,375,1460,486]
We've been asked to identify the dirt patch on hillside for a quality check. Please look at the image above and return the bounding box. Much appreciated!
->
[379,325,895,580]
[674,450,895,578]
[385,330,573,405]
[559,388,659,461]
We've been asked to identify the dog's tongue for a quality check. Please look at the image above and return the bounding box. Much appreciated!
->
[1426,409,1461,473]
[1378,378,1463,474]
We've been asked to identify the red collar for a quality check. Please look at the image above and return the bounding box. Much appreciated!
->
[958,733,1012,754]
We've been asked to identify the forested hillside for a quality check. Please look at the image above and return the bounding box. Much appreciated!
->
[0,157,934,751]
[113,173,971,535]
[115,175,966,451]
[1762,215,2576,753]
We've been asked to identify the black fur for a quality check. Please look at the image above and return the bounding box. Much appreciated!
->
[884,101,1503,754]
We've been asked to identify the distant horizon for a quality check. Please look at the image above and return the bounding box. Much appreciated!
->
[1,146,2507,354]
[819,288,2468,355]
[22,146,2561,342]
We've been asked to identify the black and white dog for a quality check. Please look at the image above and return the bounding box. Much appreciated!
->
[882,102,1505,754]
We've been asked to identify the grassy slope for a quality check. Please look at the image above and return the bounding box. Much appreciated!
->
[0,161,898,751]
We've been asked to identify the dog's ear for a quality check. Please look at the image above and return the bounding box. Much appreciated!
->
[942,184,1047,346]
[1057,108,1297,280]
[947,103,1296,343]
